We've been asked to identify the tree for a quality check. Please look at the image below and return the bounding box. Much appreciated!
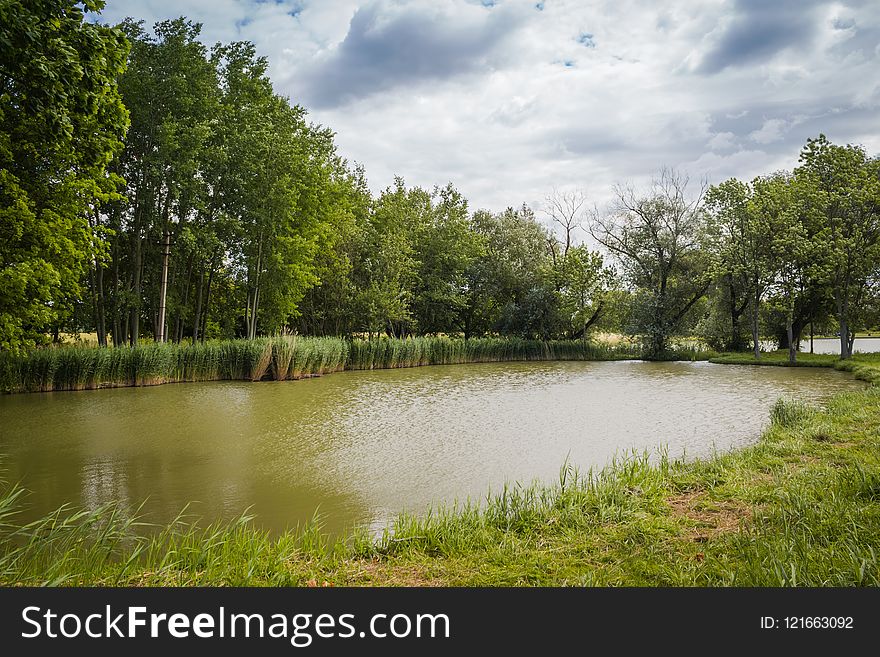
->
[296,165,372,336]
[110,19,218,345]
[543,189,587,271]
[0,0,129,351]
[704,178,776,356]
[411,183,482,335]
[553,245,616,338]
[752,172,825,364]
[590,168,710,358]
[795,135,880,359]
[464,205,555,339]
[543,190,615,339]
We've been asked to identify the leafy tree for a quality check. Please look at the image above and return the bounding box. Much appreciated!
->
[553,245,616,338]
[411,183,482,335]
[464,205,553,338]
[357,178,421,337]
[109,18,218,345]
[703,178,781,355]
[753,172,826,364]
[795,134,880,358]
[297,165,372,336]
[591,169,710,358]
[0,0,129,351]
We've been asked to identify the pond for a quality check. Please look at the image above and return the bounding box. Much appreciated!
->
[798,337,880,355]
[0,360,864,536]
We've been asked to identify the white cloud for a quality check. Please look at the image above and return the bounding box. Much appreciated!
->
[95,0,880,211]
[748,118,789,144]
[707,131,736,150]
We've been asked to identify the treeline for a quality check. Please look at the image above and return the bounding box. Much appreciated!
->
[1,4,615,352]
[701,139,880,361]
[2,3,879,362]
[590,147,880,362]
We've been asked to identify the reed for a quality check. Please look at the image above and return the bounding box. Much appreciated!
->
[271,335,296,381]
[0,335,714,394]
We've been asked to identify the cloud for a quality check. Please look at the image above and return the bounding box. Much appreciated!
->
[91,0,880,213]
[687,0,825,74]
[295,0,527,108]
[707,131,736,150]
[748,118,789,144]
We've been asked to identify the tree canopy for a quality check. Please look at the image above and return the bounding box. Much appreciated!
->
[0,0,129,351]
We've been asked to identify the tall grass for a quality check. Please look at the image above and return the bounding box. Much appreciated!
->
[0,335,710,394]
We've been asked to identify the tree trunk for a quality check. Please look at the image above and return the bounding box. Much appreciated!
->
[200,253,217,342]
[130,233,142,346]
[95,260,107,347]
[787,314,796,364]
[192,268,205,342]
[251,283,261,339]
[247,234,263,340]
[111,237,122,347]
[156,225,171,343]
[839,297,851,359]
[174,253,195,343]
[725,275,746,351]
[570,301,605,340]
[751,287,761,360]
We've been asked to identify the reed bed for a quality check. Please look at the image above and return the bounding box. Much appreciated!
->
[0,335,707,394]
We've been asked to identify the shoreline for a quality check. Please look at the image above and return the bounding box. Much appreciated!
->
[0,336,710,395]
[1,353,878,586]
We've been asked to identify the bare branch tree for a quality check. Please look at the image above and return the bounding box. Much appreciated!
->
[542,188,588,264]
[589,168,710,357]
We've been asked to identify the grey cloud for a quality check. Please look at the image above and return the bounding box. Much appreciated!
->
[828,22,880,61]
[298,1,525,108]
[703,100,880,170]
[696,0,824,74]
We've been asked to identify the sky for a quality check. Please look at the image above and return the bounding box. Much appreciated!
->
[93,0,880,214]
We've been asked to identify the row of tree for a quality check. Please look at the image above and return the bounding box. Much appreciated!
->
[2,4,879,360]
[1,5,615,352]
[591,136,880,361]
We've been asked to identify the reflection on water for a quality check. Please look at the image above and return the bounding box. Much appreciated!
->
[0,361,864,535]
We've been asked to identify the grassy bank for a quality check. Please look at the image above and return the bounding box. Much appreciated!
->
[711,351,880,386]
[1,353,878,586]
[0,336,714,394]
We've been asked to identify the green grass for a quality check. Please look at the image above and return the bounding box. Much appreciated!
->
[1,351,878,586]
[0,336,715,394]
[711,351,880,386]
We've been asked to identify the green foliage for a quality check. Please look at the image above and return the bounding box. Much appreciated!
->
[0,0,129,351]
[467,205,558,338]
[794,135,880,359]
[1,4,877,376]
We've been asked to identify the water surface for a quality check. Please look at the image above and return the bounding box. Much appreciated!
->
[799,337,880,355]
[0,361,863,535]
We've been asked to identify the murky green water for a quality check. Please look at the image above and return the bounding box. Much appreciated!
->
[0,361,864,535]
